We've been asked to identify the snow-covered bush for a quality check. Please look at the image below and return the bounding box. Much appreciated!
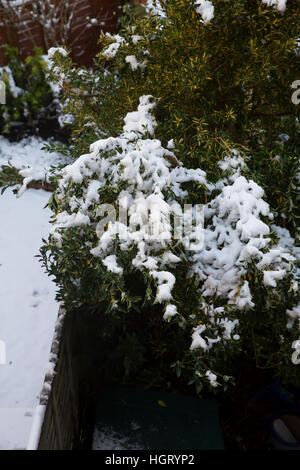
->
[41,95,300,392]
[40,0,300,392]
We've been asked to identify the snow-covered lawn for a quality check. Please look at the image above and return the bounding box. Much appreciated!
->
[0,136,67,449]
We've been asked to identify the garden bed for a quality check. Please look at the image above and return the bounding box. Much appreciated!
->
[30,307,300,450]
[29,307,225,450]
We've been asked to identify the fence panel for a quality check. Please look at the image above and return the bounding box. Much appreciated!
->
[0,0,122,66]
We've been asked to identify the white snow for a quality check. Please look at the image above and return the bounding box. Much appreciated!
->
[0,136,66,175]
[132,35,143,45]
[102,34,125,59]
[261,0,287,12]
[26,405,46,450]
[0,137,64,449]
[123,95,157,136]
[125,55,139,70]
[150,270,176,303]
[47,47,68,59]
[39,307,65,405]
[102,254,123,275]
[0,408,34,450]
[144,0,166,18]
[163,304,177,320]
[0,188,58,407]
[191,324,210,351]
[125,55,146,71]
[205,370,218,388]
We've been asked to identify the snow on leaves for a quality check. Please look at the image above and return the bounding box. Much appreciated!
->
[194,0,214,24]
[46,96,300,386]
[1,0,297,401]
[261,0,288,13]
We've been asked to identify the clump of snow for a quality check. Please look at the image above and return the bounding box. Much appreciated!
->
[47,47,68,59]
[132,35,143,45]
[150,270,176,302]
[125,55,146,71]
[191,324,211,351]
[190,158,296,309]
[102,255,123,275]
[123,95,157,136]
[292,340,300,365]
[58,113,75,127]
[102,34,125,59]
[163,304,178,320]
[217,153,247,173]
[194,0,214,24]
[205,370,218,388]
[0,409,34,450]
[144,0,166,18]
[0,66,23,98]
[167,139,175,150]
[0,136,66,172]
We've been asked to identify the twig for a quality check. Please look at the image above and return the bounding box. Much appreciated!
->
[27,181,55,192]
[163,153,181,167]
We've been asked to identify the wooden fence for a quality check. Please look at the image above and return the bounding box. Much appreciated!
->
[37,312,79,450]
[0,0,121,66]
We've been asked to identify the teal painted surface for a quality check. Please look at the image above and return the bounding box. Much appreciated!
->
[93,387,224,450]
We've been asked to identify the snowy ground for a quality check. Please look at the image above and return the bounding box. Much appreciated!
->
[0,409,34,450]
[0,135,66,170]
[0,136,67,449]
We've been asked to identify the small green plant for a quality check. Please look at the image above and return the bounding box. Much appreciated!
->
[0,45,57,133]
[0,164,22,193]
